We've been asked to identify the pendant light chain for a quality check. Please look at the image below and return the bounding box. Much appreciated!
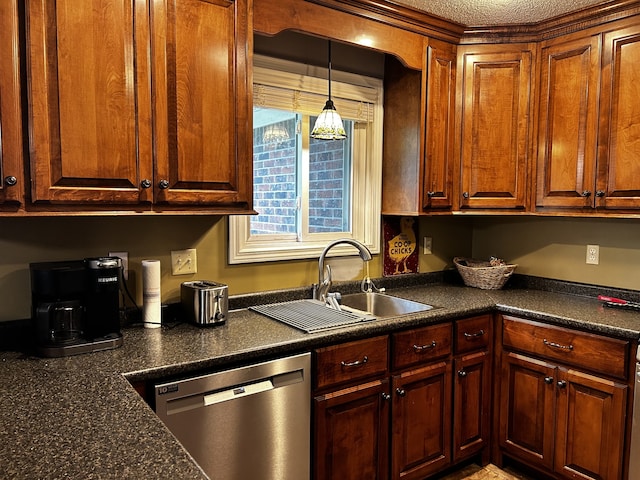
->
[310,39,347,140]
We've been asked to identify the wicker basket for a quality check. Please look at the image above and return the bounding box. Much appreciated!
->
[453,257,517,290]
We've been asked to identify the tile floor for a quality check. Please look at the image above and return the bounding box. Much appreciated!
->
[437,463,536,480]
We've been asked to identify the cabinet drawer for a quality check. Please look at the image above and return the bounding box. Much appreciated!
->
[455,314,492,354]
[314,335,388,391]
[392,322,452,370]
[502,315,630,379]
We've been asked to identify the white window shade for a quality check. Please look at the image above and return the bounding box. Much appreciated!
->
[254,55,378,123]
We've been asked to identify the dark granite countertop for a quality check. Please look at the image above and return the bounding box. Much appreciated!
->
[2,278,640,479]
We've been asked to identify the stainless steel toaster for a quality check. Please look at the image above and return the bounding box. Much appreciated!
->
[181,281,228,326]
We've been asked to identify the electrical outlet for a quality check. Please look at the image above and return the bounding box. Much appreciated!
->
[423,237,433,255]
[171,249,197,275]
[586,245,599,265]
[109,251,129,280]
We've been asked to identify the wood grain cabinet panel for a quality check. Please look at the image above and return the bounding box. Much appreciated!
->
[457,44,534,211]
[498,315,632,480]
[0,0,25,210]
[24,0,252,212]
[536,34,600,209]
[554,368,627,480]
[314,378,390,480]
[536,21,640,213]
[382,38,457,215]
[422,39,456,211]
[25,0,154,205]
[391,360,452,480]
[597,24,640,210]
[151,0,252,208]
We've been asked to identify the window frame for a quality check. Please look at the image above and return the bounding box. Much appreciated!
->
[228,55,383,264]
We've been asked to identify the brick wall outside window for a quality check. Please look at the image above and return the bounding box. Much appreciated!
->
[252,120,348,235]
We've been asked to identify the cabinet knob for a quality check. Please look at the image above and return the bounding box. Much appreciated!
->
[557,380,567,389]
[544,376,553,384]
[140,179,151,189]
[4,176,17,187]
[462,191,469,199]
[159,179,170,190]
[458,370,467,377]
[396,388,406,397]
[381,393,391,401]
[581,190,592,197]
[596,190,605,197]
[427,191,435,198]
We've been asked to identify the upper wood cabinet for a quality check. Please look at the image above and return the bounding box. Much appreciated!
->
[423,39,457,211]
[456,44,534,211]
[24,0,252,213]
[382,38,456,215]
[597,23,640,211]
[536,20,640,213]
[536,33,600,210]
[0,0,26,211]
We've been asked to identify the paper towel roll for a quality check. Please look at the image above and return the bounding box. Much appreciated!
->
[142,259,161,328]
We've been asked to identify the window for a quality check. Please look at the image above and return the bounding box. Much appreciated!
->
[229,55,383,263]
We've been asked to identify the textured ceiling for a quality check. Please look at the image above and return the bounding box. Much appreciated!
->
[394,0,611,25]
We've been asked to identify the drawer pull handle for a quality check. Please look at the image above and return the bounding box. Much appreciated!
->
[543,339,573,351]
[413,341,436,352]
[341,355,368,368]
[463,329,485,339]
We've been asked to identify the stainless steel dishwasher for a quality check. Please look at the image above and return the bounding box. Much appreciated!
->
[154,352,310,480]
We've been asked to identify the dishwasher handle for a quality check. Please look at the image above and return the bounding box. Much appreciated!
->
[164,369,305,415]
[204,379,274,406]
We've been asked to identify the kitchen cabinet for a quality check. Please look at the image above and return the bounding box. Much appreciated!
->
[313,335,390,480]
[422,39,457,211]
[0,0,25,211]
[391,322,453,479]
[24,0,252,213]
[456,44,534,211]
[313,316,492,480]
[452,315,492,463]
[536,20,640,213]
[497,315,631,480]
[382,38,456,215]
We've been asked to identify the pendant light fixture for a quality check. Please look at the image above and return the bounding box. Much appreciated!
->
[311,41,347,140]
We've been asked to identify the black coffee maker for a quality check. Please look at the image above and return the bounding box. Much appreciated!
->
[30,257,124,357]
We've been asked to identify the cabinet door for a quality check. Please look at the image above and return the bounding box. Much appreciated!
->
[499,352,556,471]
[536,34,600,209]
[150,0,252,210]
[554,368,627,480]
[391,360,452,480]
[25,0,154,205]
[453,350,491,462]
[0,0,25,209]
[458,45,533,210]
[597,25,640,210]
[423,39,456,211]
[314,379,389,480]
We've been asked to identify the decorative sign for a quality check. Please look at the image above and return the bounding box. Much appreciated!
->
[383,216,418,276]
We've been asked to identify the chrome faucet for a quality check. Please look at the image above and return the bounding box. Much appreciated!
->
[313,239,373,301]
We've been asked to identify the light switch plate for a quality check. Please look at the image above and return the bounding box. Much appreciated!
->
[171,249,197,275]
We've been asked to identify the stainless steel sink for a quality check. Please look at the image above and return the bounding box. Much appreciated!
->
[338,292,433,317]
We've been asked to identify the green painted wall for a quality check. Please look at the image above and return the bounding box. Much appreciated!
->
[1,215,638,322]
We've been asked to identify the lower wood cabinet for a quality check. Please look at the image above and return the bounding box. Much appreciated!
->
[497,315,632,480]
[313,315,492,480]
